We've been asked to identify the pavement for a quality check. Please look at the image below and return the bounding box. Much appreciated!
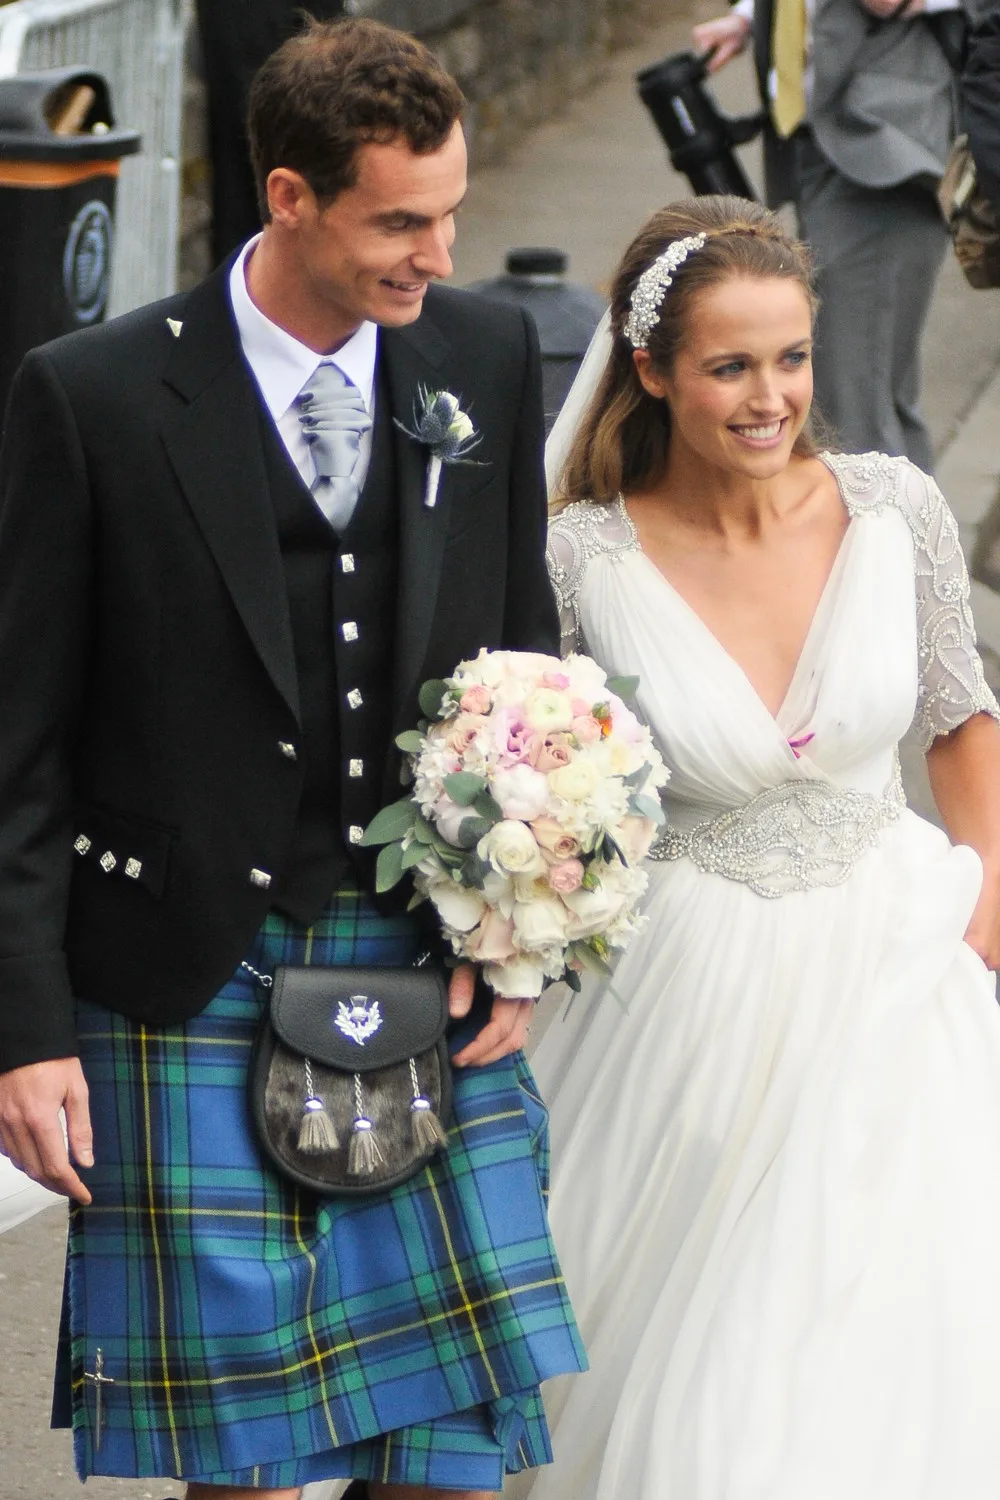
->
[3,4,1000,1496]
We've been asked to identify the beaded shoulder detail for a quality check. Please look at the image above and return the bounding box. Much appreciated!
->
[546,498,639,655]
[825,450,1000,747]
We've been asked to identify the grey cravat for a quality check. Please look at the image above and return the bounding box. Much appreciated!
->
[295,362,372,533]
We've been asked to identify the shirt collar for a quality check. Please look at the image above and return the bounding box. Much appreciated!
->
[228,235,379,422]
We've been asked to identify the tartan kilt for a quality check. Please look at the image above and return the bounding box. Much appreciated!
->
[56,886,585,1488]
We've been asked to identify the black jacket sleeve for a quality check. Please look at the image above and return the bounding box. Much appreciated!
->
[0,352,94,1070]
[963,1,1000,217]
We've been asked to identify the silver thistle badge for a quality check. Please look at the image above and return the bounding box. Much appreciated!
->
[395,386,485,509]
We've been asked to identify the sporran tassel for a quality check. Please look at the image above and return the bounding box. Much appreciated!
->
[297,1059,338,1153]
[298,1096,339,1153]
[410,1095,448,1151]
[348,1074,384,1176]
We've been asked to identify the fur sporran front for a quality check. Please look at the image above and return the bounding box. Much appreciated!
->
[248,961,453,1195]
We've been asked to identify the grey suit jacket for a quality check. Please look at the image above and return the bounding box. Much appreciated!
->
[753,0,963,202]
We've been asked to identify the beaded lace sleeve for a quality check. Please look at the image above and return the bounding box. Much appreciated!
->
[829,452,1000,749]
[900,467,1000,747]
[546,499,639,659]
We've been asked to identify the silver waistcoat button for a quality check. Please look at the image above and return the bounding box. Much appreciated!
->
[341,621,359,642]
[249,868,272,890]
[340,553,355,573]
[99,851,117,873]
[349,758,364,778]
[347,688,363,710]
[348,825,364,845]
[278,741,298,761]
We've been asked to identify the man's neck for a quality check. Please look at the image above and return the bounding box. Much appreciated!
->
[244,231,360,355]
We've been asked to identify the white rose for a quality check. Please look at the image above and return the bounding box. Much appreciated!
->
[560,861,646,938]
[429,880,487,932]
[484,954,548,999]
[449,408,475,442]
[492,764,551,822]
[479,819,546,878]
[564,653,609,701]
[512,894,572,952]
[548,760,600,802]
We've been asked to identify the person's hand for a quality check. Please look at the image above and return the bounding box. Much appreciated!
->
[855,0,923,18]
[0,1058,93,1203]
[447,963,534,1067]
[964,861,1000,971]
[692,14,752,71]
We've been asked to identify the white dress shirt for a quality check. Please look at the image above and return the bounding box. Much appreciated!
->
[228,235,379,492]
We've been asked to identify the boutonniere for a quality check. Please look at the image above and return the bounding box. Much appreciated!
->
[395,387,487,509]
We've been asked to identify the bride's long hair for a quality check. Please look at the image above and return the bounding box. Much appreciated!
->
[555,196,821,509]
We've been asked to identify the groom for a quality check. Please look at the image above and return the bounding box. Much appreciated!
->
[0,17,582,1500]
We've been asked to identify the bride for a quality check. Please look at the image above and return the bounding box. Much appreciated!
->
[528,196,1000,1499]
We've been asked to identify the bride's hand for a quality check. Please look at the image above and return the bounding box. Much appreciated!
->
[963,863,1000,970]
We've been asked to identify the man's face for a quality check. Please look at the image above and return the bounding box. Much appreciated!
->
[287,121,467,339]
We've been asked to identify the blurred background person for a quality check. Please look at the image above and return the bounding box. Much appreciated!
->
[196,0,345,265]
[963,0,1000,215]
[693,0,970,468]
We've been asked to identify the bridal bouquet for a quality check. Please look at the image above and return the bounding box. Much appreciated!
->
[363,648,669,998]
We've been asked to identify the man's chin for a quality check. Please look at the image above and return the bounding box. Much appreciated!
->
[373,282,430,325]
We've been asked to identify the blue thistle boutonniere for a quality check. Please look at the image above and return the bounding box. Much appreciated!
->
[394,386,487,509]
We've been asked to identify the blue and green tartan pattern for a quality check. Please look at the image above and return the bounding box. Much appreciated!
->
[62,887,586,1488]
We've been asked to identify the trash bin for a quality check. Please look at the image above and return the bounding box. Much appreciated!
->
[469,249,607,432]
[0,67,140,418]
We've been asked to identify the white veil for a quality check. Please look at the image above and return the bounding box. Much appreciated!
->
[544,308,613,500]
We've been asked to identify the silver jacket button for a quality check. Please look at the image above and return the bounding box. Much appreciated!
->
[74,835,92,855]
[340,553,355,573]
[348,825,364,845]
[99,851,117,873]
[349,758,364,778]
[125,858,142,879]
[249,868,272,889]
[341,621,359,642]
[278,741,298,761]
[347,688,363,710]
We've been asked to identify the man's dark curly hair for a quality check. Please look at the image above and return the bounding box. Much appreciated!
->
[248,16,467,219]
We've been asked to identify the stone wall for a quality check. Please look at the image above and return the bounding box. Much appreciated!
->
[180,0,673,286]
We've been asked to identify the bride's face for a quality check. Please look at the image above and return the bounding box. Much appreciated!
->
[635,274,813,480]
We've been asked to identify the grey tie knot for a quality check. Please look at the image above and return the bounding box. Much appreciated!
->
[295,362,372,531]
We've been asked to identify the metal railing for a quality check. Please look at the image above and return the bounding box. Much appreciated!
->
[0,0,186,316]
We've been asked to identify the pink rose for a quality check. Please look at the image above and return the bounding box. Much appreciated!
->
[469,909,517,964]
[527,732,573,772]
[571,715,603,745]
[460,684,492,715]
[445,713,486,755]
[548,858,584,894]
[541,672,570,691]
[571,698,593,717]
[530,815,581,862]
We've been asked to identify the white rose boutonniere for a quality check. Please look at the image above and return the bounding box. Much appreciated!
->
[395,386,486,509]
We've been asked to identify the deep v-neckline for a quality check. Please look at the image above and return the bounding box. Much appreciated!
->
[618,460,855,727]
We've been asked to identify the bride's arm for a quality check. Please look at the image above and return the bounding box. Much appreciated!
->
[927,714,1000,967]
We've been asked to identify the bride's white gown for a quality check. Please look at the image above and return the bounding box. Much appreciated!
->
[530,452,1000,1500]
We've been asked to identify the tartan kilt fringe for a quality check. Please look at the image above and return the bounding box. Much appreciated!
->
[58,887,585,1488]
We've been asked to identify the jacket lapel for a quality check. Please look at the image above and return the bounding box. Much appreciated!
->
[159,268,299,721]
[381,311,452,727]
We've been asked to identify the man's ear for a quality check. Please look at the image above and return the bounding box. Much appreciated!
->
[633,349,670,400]
[266,168,315,230]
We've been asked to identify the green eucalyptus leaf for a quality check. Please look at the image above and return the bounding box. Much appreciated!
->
[473,788,504,823]
[456,815,493,850]
[395,729,425,754]
[606,675,640,700]
[632,793,665,825]
[564,967,583,993]
[623,762,651,791]
[401,840,428,871]
[361,797,416,846]
[443,771,487,806]
[406,891,426,913]
[413,814,436,845]
[375,841,405,893]
[601,833,626,865]
[461,852,490,889]
[418,678,449,718]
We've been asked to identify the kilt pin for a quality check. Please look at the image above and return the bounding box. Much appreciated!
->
[56,886,585,1489]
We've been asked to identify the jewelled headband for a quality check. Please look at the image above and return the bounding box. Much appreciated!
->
[623,232,708,351]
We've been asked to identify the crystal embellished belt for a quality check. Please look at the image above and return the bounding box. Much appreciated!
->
[647,760,906,899]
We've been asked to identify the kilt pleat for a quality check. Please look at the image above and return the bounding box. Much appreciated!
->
[57,887,585,1487]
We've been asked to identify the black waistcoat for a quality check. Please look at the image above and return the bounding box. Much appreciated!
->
[260,372,398,923]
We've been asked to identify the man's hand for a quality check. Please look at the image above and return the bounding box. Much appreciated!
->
[692,14,752,71]
[0,1058,93,1204]
[447,963,534,1068]
[856,0,923,17]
